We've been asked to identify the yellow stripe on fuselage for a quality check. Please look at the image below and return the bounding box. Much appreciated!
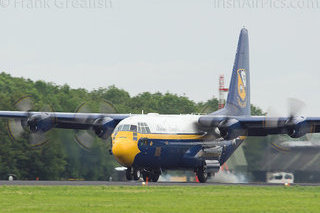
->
[140,133,205,140]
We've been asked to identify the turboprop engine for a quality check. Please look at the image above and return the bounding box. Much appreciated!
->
[285,116,309,138]
[26,113,55,133]
[92,117,115,138]
[215,118,247,140]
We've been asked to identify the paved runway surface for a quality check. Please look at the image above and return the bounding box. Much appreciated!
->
[1,180,320,186]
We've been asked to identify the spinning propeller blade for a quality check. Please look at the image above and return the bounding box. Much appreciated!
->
[73,100,117,150]
[7,96,54,147]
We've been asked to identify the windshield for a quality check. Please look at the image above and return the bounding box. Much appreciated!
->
[113,122,151,134]
[114,124,138,133]
[138,122,151,134]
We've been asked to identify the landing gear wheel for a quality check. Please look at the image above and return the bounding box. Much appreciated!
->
[151,173,160,182]
[142,172,149,182]
[142,170,160,182]
[126,167,133,181]
[196,166,208,183]
[133,168,141,181]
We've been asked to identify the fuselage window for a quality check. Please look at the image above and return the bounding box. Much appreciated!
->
[145,127,151,133]
[122,124,130,131]
[114,124,138,135]
[138,122,151,134]
[130,125,137,132]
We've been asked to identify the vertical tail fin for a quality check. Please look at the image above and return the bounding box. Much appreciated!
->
[225,28,250,116]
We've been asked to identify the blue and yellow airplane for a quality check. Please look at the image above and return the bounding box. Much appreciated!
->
[1,28,320,183]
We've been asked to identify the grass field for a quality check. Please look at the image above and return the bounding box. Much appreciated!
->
[0,185,320,212]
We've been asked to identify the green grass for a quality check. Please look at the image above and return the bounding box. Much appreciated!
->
[0,185,320,213]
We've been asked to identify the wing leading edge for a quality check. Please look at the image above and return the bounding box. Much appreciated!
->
[0,111,131,130]
[198,115,320,140]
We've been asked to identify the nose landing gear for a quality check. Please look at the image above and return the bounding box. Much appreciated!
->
[125,167,141,181]
[125,167,161,182]
[125,167,133,180]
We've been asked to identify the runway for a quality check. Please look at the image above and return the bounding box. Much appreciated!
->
[1,180,320,186]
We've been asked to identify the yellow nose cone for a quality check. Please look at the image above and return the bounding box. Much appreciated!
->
[112,137,140,167]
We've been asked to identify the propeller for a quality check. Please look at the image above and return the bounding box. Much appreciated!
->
[268,98,314,150]
[7,96,32,140]
[215,98,309,141]
[287,98,306,118]
[7,96,55,147]
[265,106,280,128]
[265,98,306,128]
[73,100,117,150]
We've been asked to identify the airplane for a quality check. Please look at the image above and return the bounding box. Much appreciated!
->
[1,28,320,183]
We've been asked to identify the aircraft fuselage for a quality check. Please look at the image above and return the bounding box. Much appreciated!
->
[111,114,243,172]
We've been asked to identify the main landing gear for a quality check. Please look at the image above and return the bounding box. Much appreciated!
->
[125,167,161,182]
[196,165,209,183]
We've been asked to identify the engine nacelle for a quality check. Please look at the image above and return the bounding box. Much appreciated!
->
[92,117,115,138]
[286,116,309,138]
[27,113,55,133]
[217,119,246,140]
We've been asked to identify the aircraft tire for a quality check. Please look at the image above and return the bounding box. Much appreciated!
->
[126,167,133,181]
[133,168,141,181]
[142,172,149,182]
[142,169,161,182]
[196,166,208,183]
[151,173,160,182]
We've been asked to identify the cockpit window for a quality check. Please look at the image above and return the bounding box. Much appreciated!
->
[122,124,130,131]
[138,122,151,134]
[114,124,138,133]
[130,125,137,132]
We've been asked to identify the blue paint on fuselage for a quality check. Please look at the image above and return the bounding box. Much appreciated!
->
[133,138,200,169]
[132,137,243,170]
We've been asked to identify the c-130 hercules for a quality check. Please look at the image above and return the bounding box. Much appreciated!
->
[1,28,319,183]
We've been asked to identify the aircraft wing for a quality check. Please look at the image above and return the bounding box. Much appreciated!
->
[0,111,131,131]
[198,115,320,139]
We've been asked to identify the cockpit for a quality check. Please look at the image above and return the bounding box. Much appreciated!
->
[113,122,151,134]
[111,120,151,167]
